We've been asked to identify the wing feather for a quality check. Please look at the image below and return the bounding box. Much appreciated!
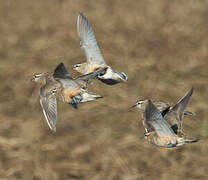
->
[144,100,177,137]
[40,94,57,132]
[165,87,193,129]
[77,13,106,65]
[53,62,72,80]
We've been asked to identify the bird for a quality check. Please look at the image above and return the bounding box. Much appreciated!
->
[31,63,105,132]
[54,62,107,89]
[140,99,198,148]
[53,62,104,109]
[131,88,194,136]
[73,12,128,85]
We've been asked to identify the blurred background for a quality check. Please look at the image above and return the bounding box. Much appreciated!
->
[0,0,207,179]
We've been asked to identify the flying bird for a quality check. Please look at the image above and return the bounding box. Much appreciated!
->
[53,62,103,109]
[132,88,195,136]
[31,63,105,132]
[140,100,198,148]
[74,12,128,85]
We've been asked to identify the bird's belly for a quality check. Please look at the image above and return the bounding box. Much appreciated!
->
[97,67,120,85]
[153,135,178,147]
[63,89,81,103]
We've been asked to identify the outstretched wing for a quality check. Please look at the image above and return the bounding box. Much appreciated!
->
[77,13,106,65]
[40,93,57,132]
[144,100,177,137]
[53,62,72,80]
[165,88,193,131]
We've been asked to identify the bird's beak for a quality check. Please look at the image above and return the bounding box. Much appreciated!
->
[130,104,137,109]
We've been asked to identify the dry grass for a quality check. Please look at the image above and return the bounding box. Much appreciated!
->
[0,0,207,179]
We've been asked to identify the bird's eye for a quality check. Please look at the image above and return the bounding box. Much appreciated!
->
[74,64,80,68]
[52,89,56,93]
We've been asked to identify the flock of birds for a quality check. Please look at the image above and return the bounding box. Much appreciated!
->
[31,13,199,148]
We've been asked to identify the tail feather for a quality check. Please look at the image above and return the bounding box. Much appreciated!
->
[184,138,199,143]
[184,110,196,116]
[81,92,103,103]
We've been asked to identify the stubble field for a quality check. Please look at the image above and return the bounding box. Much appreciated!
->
[0,0,207,179]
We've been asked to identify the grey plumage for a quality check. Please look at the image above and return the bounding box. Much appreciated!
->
[53,62,103,109]
[164,88,194,135]
[143,100,198,148]
[31,62,104,132]
[32,73,61,132]
[132,88,195,136]
[74,13,128,85]
[77,12,106,66]
[40,87,57,132]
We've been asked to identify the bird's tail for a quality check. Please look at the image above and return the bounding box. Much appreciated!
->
[184,110,196,116]
[81,92,103,103]
[184,138,199,143]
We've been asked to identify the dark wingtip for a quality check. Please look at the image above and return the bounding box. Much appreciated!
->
[53,62,71,80]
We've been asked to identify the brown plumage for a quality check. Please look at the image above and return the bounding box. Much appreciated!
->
[142,100,198,148]
[132,88,195,136]
[53,62,104,109]
[31,62,105,132]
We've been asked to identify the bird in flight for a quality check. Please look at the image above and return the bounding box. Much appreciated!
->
[139,99,198,148]
[31,62,105,132]
[53,62,104,109]
[74,12,128,85]
[132,88,195,136]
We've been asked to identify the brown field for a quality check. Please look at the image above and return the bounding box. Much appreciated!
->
[0,0,207,179]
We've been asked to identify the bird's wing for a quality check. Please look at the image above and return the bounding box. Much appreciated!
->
[53,62,81,90]
[53,62,73,80]
[144,100,177,137]
[153,101,171,116]
[165,87,193,130]
[40,93,57,132]
[77,13,106,65]
[75,67,107,81]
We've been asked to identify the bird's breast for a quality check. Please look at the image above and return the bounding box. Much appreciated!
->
[90,65,106,73]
